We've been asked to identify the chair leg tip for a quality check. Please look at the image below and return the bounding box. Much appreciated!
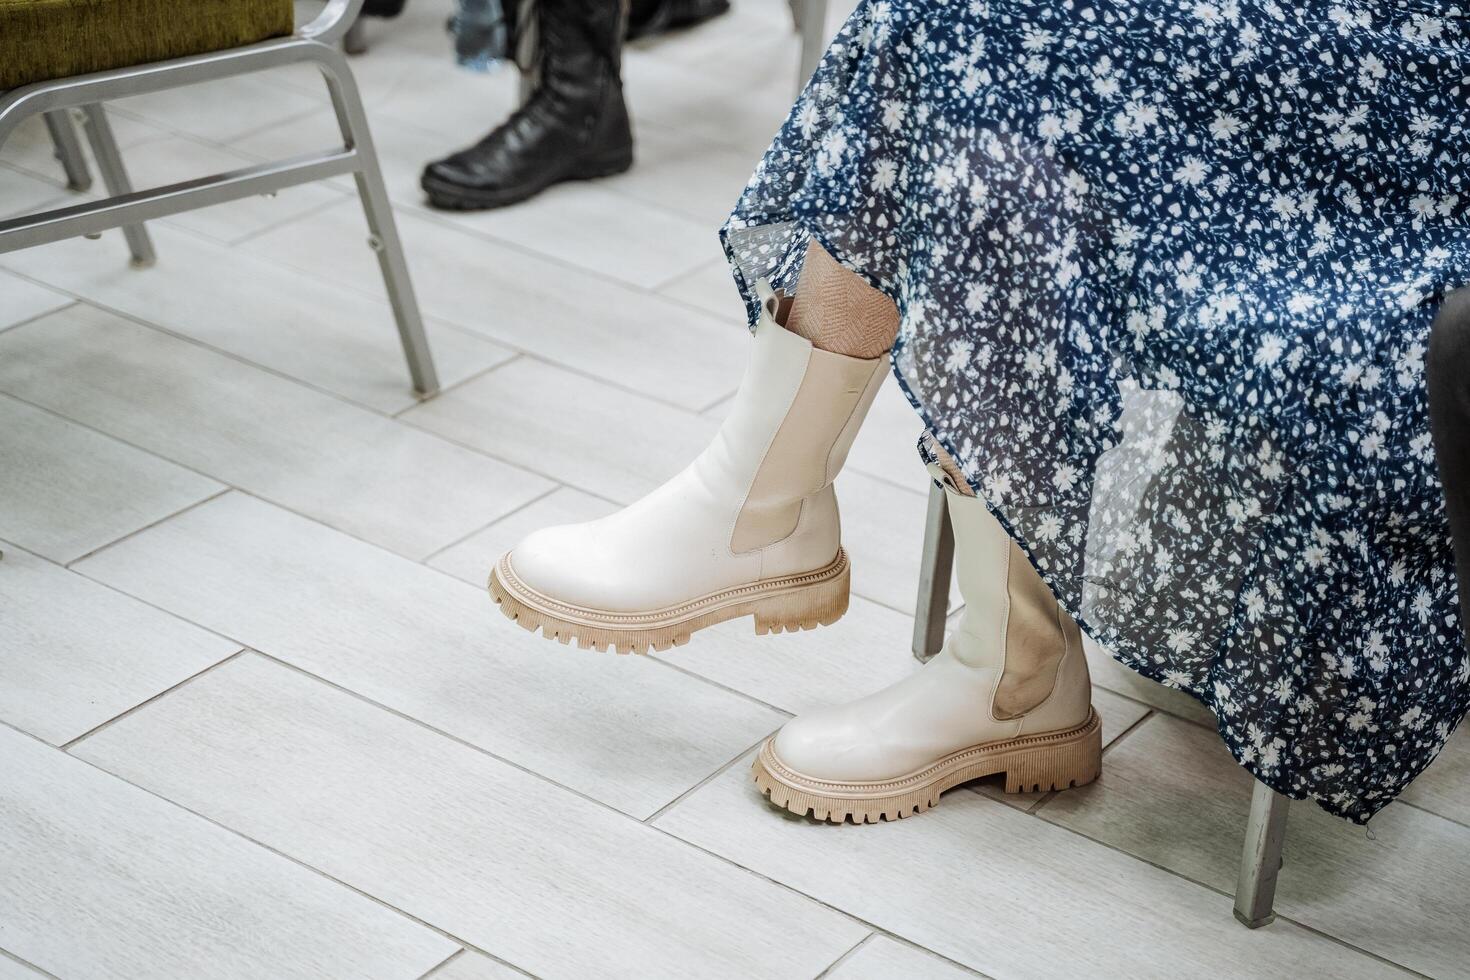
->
[1233,908,1276,929]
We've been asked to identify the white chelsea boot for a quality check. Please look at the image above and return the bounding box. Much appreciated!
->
[489,283,887,653]
[752,469,1100,822]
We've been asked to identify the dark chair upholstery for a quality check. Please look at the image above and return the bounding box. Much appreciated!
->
[0,0,294,90]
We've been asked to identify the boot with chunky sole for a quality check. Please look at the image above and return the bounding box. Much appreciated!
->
[753,469,1100,822]
[489,282,887,653]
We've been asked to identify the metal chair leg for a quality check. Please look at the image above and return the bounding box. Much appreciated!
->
[316,49,439,396]
[43,109,91,191]
[343,20,369,55]
[911,481,955,663]
[78,104,155,267]
[1234,779,1289,928]
[794,0,829,96]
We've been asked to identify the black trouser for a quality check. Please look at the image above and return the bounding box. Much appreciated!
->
[1428,289,1470,648]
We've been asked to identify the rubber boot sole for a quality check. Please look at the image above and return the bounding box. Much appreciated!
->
[752,709,1103,824]
[421,148,634,211]
[487,548,850,654]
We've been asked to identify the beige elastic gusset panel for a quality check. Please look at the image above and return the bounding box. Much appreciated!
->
[785,241,900,359]
[731,346,884,552]
[994,538,1081,720]
[925,434,1076,719]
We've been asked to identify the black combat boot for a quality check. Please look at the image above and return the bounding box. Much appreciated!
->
[626,0,730,40]
[420,0,633,210]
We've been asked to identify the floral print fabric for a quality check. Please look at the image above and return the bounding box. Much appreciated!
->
[723,0,1470,822]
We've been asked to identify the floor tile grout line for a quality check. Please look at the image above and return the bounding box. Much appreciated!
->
[0,945,61,980]
[644,730,779,825]
[640,817,1007,980]
[60,649,250,752]
[178,644,972,976]
[810,932,874,980]
[218,103,335,148]
[14,622,1420,980]
[1,381,564,569]
[643,655,796,721]
[8,537,258,657]
[0,310,587,520]
[417,478,559,563]
[391,352,524,421]
[1018,794,1434,978]
[62,486,233,570]
[237,187,756,382]
[241,647,684,822]
[1022,708,1157,815]
[1,239,739,420]
[224,185,356,248]
[209,192,743,414]
[1399,798,1470,832]
[0,273,457,419]
[0,718,538,979]
[0,298,78,338]
[414,947,467,980]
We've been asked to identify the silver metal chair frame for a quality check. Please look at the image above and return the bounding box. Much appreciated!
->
[911,480,1290,927]
[3,0,439,396]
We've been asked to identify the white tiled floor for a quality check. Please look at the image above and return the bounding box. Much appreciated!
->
[3,2,1469,978]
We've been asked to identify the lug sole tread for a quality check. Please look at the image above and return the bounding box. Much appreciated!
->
[487,549,850,654]
[751,709,1103,823]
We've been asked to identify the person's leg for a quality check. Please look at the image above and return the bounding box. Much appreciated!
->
[753,462,1099,822]
[1428,288,1470,647]
[489,242,891,652]
[421,0,633,210]
[785,241,900,359]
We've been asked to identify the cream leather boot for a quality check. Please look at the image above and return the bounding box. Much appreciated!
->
[489,283,887,653]
[752,470,1100,822]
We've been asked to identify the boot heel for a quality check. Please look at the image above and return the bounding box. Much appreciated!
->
[751,550,850,635]
[1001,711,1103,794]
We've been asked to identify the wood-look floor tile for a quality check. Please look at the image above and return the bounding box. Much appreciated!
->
[404,357,718,505]
[836,469,955,614]
[427,951,526,980]
[111,74,323,144]
[973,686,1152,810]
[1040,713,1470,979]
[824,937,977,980]
[75,654,867,979]
[0,164,71,220]
[427,487,617,586]
[654,257,741,318]
[241,199,747,412]
[0,307,549,559]
[0,225,513,415]
[74,492,787,817]
[845,375,928,488]
[651,596,918,716]
[1082,634,1218,728]
[605,121,764,228]
[114,134,346,244]
[0,951,46,979]
[0,726,454,980]
[1398,729,1470,827]
[0,545,238,745]
[0,273,70,331]
[654,753,1413,980]
[0,394,222,564]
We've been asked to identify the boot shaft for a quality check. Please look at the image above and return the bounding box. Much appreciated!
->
[935,469,1088,721]
[716,287,886,555]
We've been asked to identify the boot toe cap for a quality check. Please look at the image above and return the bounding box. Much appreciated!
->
[771,707,898,784]
[505,523,595,603]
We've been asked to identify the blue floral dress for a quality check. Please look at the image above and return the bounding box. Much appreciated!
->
[723,0,1470,822]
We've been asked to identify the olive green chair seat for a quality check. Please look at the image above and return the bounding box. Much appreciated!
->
[0,0,294,90]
